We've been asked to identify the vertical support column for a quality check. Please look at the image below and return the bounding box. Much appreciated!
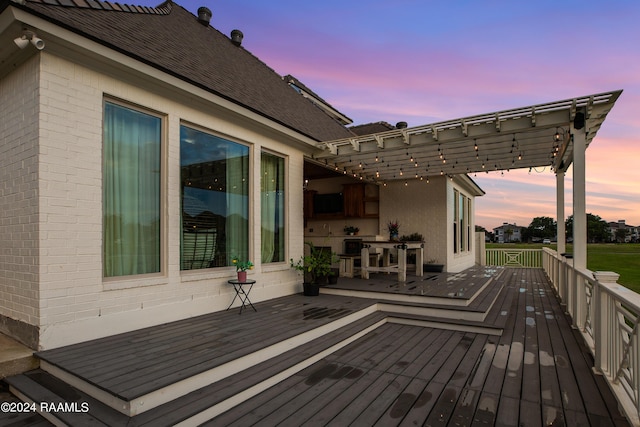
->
[572,127,587,270]
[556,171,566,255]
[361,245,370,279]
[397,244,407,282]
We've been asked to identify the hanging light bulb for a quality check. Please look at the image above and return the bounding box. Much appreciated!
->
[554,128,561,142]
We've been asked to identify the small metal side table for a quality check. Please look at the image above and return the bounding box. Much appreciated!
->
[227,279,257,314]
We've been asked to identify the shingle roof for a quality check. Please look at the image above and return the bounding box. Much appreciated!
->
[349,121,395,136]
[13,0,354,142]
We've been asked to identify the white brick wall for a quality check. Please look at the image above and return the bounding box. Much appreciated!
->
[0,57,41,330]
[31,54,303,349]
[379,176,477,273]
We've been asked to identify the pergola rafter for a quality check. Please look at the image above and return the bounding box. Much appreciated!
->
[311,91,622,183]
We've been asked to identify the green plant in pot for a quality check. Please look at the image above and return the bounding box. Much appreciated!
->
[290,242,338,296]
[344,225,359,236]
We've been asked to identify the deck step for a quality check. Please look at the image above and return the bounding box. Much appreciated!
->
[5,311,389,426]
[322,268,503,309]
[327,270,507,323]
[34,302,379,417]
[6,371,128,426]
[382,276,515,335]
[0,333,39,379]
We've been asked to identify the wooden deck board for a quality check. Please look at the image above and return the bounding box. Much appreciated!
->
[37,294,375,399]
[17,267,631,426]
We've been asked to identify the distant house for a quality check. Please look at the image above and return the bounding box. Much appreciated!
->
[608,220,638,243]
[493,223,524,243]
[0,0,485,349]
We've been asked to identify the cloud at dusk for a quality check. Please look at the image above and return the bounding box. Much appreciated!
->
[142,0,640,229]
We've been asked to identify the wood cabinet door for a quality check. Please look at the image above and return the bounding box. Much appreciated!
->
[343,184,364,217]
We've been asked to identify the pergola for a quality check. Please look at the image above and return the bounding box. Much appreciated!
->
[310,90,623,270]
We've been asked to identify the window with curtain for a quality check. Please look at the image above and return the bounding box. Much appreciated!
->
[453,189,459,254]
[261,152,285,263]
[103,102,162,277]
[180,125,249,270]
[459,192,467,252]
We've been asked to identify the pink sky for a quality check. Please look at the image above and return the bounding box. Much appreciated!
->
[144,0,640,230]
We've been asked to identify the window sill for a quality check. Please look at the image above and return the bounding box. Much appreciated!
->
[103,274,168,291]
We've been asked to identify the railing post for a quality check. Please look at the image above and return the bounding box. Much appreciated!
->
[593,272,620,376]
[575,273,587,330]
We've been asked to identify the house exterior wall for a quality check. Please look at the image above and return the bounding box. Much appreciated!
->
[445,178,477,273]
[378,176,478,273]
[4,53,306,350]
[0,56,41,348]
[379,177,449,268]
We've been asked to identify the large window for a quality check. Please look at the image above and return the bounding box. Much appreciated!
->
[180,126,249,270]
[261,152,285,263]
[103,102,162,277]
[453,189,471,254]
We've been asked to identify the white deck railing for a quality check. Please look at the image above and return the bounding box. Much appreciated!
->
[484,246,640,425]
[485,248,542,268]
[541,248,640,426]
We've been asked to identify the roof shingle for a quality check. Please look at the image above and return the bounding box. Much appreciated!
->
[15,0,354,141]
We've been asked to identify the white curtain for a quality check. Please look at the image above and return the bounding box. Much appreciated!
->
[261,153,284,263]
[225,145,249,264]
[103,103,161,277]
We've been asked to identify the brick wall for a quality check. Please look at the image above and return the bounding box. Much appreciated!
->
[0,57,41,347]
[28,54,303,349]
[379,176,477,273]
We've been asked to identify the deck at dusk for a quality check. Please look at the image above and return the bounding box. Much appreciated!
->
[2,267,629,426]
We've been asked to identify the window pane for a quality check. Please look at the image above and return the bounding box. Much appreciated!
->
[261,152,285,263]
[103,102,161,277]
[180,126,248,270]
[453,190,459,253]
[459,193,466,252]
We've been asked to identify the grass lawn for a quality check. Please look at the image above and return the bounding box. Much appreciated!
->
[487,243,640,293]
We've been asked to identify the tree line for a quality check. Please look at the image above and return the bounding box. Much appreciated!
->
[478,214,628,243]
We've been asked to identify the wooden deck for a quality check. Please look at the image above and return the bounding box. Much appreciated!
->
[2,267,631,426]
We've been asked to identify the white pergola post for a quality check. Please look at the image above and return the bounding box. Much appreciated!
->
[572,128,587,270]
[556,171,566,255]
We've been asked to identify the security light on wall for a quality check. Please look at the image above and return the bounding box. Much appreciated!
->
[14,30,45,50]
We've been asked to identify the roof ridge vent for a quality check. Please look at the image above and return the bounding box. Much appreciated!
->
[197,6,211,25]
[230,29,243,46]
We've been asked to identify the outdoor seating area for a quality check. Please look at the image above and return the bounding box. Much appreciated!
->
[2,266,629,426]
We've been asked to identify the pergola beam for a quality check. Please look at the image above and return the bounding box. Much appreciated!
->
[314,91,621,184]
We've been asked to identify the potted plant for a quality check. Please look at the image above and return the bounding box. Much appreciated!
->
[424,258,444,273]
[387,220,400,241]
[232,255,254,282]
[290,242,338,296]
[344,225,359,236]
